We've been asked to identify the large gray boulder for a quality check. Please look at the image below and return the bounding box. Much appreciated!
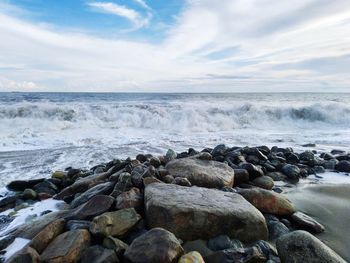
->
[144,184,268,242]
[165,157,235,188]
[276,230,346,263]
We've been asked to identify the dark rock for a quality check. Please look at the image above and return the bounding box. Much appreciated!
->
[207,235,243,251]
[124,228,184,263]
[0,196,17,212]
[136,154,148,163]
[149,157,161,168]
[6,246,40,263]
[70,195,115,220]
[266,172,287,181]
[6,179,44,191]
[143,177,163,186]
[80,245,119,263]
[33,180,58,195]
[267,219,290,240]
[165,149,177,163]
[323,159,338,170]
[286,153,299,164]
[252,176,274,190]
[238,188,296,216]
[171,177,192,186]
[331,149,346,155]
[22,189,37,200]
[67,168,81,178]
[183,240,213,257]
[281,164,300,180]
[66,220,91,231]
[29,218,65,253]
[254,240,279,261]
[336,160,350,173]
[70,182,114,208]
[211,144,229,157]
[103,236,128,256]
[276,230,346,263]
[116,187,143,211]
[302,143,316,147]
[238,163,264,180]
[130,165,148,188]
[204,246,266,263]
[312,165,326,174]
[110,172,133,197]
[233,169,249,186]
[163,175,175,183]
[41,229,91,263]
[166,157,235,188]
[90,208,141,237]
[291,211,325,233]
[145,184,268,242]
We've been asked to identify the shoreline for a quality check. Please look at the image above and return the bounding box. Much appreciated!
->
[0,145,349,262]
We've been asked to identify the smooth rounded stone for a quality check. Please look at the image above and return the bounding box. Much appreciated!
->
[66,220,91,231]
[136,154,147,163]
[281,164,300,180]
[207,235,243,251]
[110,172,133,197]
[336,160,350,173]
[267,219,290,240]
[211,144,229,157]
[263,161,277,172]
[246,155,260,164]
[29,218,65,253]
[149,157,162,168]
[163,175,175,183]
[33,180,58,195]
[70,195,115,220]
[252,176,274,190]
[93,166,105,174]
[286,153,300,164]
[103,236,128,256]
[183,240,214,257]
[90,208,141,237]
[291,211,325,233]
[165,149,177,163]
[172,177,192,187]
[145,184,268,242]
[276,230,346,263]
[165,157,235,188]
[80,245,119,263]
[143,176,163,186]
[266,172,287,181]
[6,179,45,191]
[38,192,53,200]
[233,169,249,186]
[52,171,67,180]
[6,246,40,263]
[70,182,114,208]
[178,251,205,263]
[41,229,91,263]
[22,189,37,200]
[238,163,264,180]
[195,152,212,160]
[130,165,148,188]
[300,151,315,162]
[204,246,267,263]
[238,188,296,216]
[313,165,326,174]
[116,187,143,211]
[323,159,338,170]
[242,147,268,161]
[124,228,184,263]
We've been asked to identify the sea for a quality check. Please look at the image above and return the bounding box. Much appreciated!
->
[0,92,350,187]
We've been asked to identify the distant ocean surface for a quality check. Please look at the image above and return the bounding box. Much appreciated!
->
[1,92,350,187]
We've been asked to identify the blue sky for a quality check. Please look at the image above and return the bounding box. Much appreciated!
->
[0,0,350,92]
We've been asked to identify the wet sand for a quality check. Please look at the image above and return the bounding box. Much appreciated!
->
[286,184,350,261]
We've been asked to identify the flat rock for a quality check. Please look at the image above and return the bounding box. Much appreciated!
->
[41,229,91,263]
[90,208,141,237]
[116,188,143,211]
[7,179,45,191]
[238,188,296,216]
[291,211,325,233]
[165,157,234,188]
[276,230,346,263]
[124,227,184,263]
[70,195,115,220]
[145,184,268,242]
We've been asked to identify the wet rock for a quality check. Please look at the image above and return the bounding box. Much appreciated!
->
[211,144,229,157]
[163,175,175,183]
[291,211,325,233]
[145,184,268,242]
[336,160,350,173]
[252,176,274,190]
[183,240,213,257]
[178,251,205,263]
[110,172,133,197]
[70,195,115,220]
[116,187,143,211]
[165,149,177,163]
[300,151,315,165]
[52,171,67,180]
[165,157,235,188]
[0,196,17,212]
[29,218,65,253]
[286,152,300,164]
[7,179,45,192]
[204,246,266,263]
[266,218,290,240]
[207,235,243,251]
[238,188,296,216]
[130,165,148,188]
[41,229,91,263]
[172,177,192,187]
[312,165,325,174]
[238,163,264,180]
[66,220,91,231]
[80,245,119,263]
[22,189,37,200]
[103,236,128,256]
[266,172,287,181]
[124,228,184,263]
[149,157,161,168]
[70,182,114,208]
[276,230,346,263]
[33,180,58,195]
[233,169,249,186]
[6,246,40,263]
[254,240,279,262]
[281,164,300,180]
[143,177,163,186]
[90,208,141,237]
[323,159,338,170]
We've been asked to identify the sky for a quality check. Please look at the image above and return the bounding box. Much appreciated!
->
[0,0,350,92]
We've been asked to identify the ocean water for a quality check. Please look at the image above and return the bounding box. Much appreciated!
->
[0,92,350,187]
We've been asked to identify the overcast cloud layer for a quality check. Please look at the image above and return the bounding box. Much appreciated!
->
[0,0,350,92]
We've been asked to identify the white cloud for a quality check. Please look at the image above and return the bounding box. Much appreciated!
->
[88,2,150,29]
[0,77,40,91]
[0,1,350,92]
